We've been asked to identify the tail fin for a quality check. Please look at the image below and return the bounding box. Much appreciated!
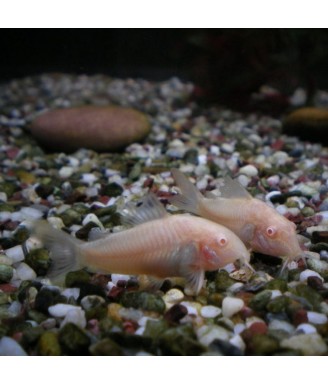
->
[30,220,84,280]
[168,169,203,215]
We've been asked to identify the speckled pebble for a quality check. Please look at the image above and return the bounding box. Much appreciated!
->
[163,288,184,308]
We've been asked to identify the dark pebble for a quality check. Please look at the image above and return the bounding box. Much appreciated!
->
[294,284,322,311]
[266,295,290,313]
[101,182,124,197]
[35,184,55,199]
[75,222,99,240]
[89,337,124,356]
[164,304,188,324]
[214,270,235,291]
[38,331,61,356]
[265,279,288,293]
[208,339,243,356]
[58,323,91,355]
[309,242,328,253]
[245,334,280,355]
[307,276,324,290]
[269,191,303,204]
[183,148,199,165]
[311,231,328,244]
[249,290,273,312]
[34,288,67,314]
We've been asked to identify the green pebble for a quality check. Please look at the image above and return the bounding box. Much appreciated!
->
[89,338,124,356]
[93,205,116,218]
[307,258,328,281]
[249,334,280,355]
[302,207,315,217]
[249,290,272,312]
[266,295,291,313]
[65,270,91,288]
[294,284,323,311]
[214,270,235,291]
[157,324,206,356]
[0,293,11,305]
[102,183,123,197]
[0,264,14,283]
[22,326,44,346]
[0,182,16,198]
[13,226,30,243]
[183,149,199,165]
[120,291,166,314]
[38,331,62,356]
[27,309,48,324]
[58,208,82,227]
[58,323,91,355]
[143,319,169,339]
[25,248,51,276]
[0,202,15,213]
[128,162,142,181]
[265,279,288,293]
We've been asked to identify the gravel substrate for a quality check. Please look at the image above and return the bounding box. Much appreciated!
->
[1,73,328,356]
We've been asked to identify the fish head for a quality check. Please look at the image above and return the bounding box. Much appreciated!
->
[252,215,303,260]
[200,227,250,271]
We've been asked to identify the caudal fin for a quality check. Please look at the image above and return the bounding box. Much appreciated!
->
[30,220,84,280]
[168,169,203,215]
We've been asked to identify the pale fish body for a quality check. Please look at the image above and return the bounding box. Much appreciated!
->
[31,194,250,294]
[170,169,308,266]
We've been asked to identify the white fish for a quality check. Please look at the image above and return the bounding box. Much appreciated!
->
[31,193,250,294]
[170,169,314,269]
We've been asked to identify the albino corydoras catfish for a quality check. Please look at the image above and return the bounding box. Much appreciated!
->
[31,193,250,294]
[170,169,313,269]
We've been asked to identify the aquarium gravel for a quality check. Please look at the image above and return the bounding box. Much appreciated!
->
[1,73,328,356]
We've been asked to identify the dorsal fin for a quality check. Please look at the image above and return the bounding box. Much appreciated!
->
[216,176,252,199]
[120,193,168,227]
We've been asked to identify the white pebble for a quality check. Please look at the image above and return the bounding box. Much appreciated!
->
[163,288,184,308]
[59,166,74,178]
[198,154,207,165]
[61,307,86,329]
[61,288,80,301]
[5,245,25,263]
[221,143,234,154]
[237,174,250,188]
[227,282,244,293]
[239,165,258,177]
[20,207,44,220]
[272,151,289,166]
[270,290,282,299]
[200,305,222,318]
[234,323,246,335]
[299,269,324,283]
[222,297,244,318]
[111,274,130,285]
[0,337,27,356]
[267,175,280,187]
[0,192,7,202]
[15,262,37,281]
[81,173,98,186]
[275,204,288,215]
[307,311,328,325]
[229,334,246,353]
[268,319,295,334]
[180,301,201,316]
[196,325,231,346]
[82,213,104,229]
[296,323,317,334]
[0,211,12,222]
[210,145,220,156]
[48,303,81,317]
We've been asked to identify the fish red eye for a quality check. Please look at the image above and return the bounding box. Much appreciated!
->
[217,235,227,247]
[266,226,277,237]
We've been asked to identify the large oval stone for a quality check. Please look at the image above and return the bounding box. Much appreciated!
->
[30,105,151,152]
[283,107,328,144]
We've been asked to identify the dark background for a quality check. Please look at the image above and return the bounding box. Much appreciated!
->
[2,29,328,111]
